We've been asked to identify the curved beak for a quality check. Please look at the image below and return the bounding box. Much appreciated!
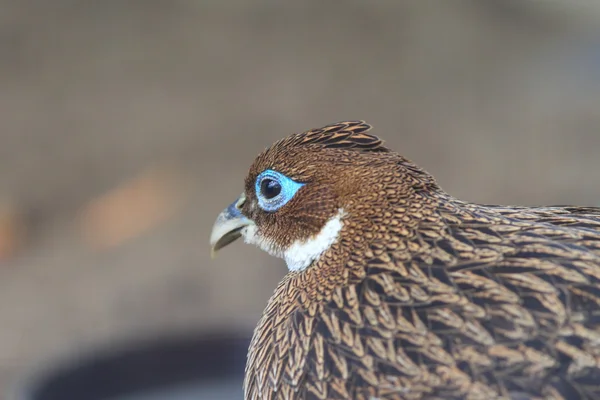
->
[210,194,251,258]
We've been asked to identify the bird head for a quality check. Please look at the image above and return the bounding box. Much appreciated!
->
[210,121,438,272]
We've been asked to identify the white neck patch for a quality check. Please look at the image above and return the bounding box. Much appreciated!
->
[284,209,345,272]
[241,209,345,272]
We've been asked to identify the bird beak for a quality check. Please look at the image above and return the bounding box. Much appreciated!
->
[210,194,251,258]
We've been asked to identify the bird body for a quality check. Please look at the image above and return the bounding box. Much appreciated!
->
[211,121,600,400]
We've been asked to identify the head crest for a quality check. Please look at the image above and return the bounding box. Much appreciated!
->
[289,121,389,153]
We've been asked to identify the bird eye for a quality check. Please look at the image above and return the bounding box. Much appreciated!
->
[260,178,281,199]
[255,169,304,212]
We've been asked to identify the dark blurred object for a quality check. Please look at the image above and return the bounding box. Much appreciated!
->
[17,332,250,400]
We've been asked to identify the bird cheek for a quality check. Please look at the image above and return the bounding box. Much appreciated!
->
[241,198,259,219]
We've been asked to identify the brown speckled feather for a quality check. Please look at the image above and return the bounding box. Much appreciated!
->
[233,122,600,400]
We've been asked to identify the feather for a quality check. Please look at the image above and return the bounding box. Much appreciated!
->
[212,121,600,400]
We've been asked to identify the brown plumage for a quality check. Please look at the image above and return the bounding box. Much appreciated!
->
[210,121,600,400]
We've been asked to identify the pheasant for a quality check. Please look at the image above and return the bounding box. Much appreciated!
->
[210,121,600,400]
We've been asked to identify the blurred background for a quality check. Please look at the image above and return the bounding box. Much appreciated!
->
[1,1,600,399]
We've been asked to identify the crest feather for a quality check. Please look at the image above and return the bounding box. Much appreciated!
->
[292,121,389,153]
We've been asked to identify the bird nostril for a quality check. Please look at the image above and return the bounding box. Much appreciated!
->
[235,194,246,210]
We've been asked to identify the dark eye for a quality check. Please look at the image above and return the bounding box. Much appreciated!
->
[260,178,281,199]
[255,169,304,212]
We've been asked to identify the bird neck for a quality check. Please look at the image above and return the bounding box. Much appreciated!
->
[283,190,453,302]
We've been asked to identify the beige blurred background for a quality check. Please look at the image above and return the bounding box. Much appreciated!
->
[1,0,600,395]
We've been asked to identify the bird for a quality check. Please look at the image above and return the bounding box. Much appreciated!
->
[210,121,600,400]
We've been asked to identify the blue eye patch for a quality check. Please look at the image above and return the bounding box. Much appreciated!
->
[255,169,304,212]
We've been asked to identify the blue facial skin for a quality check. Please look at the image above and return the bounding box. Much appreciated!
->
[255,169,305,212]
[224,199,244,219]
